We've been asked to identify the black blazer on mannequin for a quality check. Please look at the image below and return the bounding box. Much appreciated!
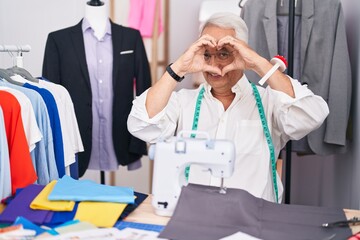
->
[42,19,151,177]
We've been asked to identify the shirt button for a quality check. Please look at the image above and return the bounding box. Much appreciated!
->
[99,59,103,64]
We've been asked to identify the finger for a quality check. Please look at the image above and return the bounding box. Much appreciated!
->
[200,34,217,45]
[217,36,236,49]
[221,63,237,76]
[196,34,217,48]
[203,65,222,75]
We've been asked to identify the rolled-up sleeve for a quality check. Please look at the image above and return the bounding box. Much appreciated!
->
[127,89,179,143]
[271,79,329,142]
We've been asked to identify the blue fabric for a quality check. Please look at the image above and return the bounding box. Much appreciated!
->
[54,219,80,228]
[0,184,53,225]
[48,175,134,203]
[0,79,58,184]
[24,83,65,177]
[115,221,164,233]
[118,191,148,220]
[13,217,58,236]
[45,202,79,227]
[69,154,79,180]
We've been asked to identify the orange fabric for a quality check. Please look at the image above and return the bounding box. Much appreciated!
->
[0,91,37,194]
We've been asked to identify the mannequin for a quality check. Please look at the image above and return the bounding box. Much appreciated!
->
[84,0,108,40]
[42,0,151,180]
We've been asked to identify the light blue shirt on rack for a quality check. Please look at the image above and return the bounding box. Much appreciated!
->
[0,78,58,184]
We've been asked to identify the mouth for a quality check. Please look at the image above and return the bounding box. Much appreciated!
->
[207,72,222,78]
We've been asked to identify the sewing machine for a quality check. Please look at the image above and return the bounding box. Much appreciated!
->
[149,131,235,217]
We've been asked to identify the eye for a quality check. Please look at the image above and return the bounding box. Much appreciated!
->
[204,52,211,61]
[217,51,230,60]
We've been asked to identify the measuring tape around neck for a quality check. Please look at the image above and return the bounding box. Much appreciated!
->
[184,87,206,181]
[186,84,279,203]
[250,82,279,203]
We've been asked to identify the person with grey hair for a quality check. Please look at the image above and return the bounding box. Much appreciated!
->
[127,12,329,203]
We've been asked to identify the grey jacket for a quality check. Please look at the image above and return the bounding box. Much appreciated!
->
[241,0,352,155]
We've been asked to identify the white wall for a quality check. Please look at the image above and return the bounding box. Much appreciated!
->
[0,0,88,75]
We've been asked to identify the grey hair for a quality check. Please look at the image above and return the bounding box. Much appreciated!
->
[199,12,249,43]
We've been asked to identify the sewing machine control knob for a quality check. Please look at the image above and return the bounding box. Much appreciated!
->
[157,201,168,209]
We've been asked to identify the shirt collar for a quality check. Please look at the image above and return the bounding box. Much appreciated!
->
[82,18,112,36]
[202,74,253,97]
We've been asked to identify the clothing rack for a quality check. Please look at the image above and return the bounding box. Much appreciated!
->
[0,45,31,52]
[284,0,296,204]
[0,44,31,68]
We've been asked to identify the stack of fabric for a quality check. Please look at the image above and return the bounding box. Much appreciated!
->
[0,175,146,239]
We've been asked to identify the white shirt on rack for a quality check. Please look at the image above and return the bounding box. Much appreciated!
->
[0,86,42,152]
[127,75,329,202]
[39,80,84,167]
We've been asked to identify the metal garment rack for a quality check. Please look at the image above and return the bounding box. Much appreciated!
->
[284,0,296,204]
[0,45,31,67]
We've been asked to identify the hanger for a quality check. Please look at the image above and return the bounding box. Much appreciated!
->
[0,68,24,86]
[87,0,104,6]
[7,66,39,83]
[238,0,248,8]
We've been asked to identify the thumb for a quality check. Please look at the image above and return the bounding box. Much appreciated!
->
[203,65,222,75]
[221,63,236,76]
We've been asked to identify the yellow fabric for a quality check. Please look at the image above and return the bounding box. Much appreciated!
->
[54,221,97,234]
[30,180,75,211]
[0,203,5,214]
[74,201,127,228]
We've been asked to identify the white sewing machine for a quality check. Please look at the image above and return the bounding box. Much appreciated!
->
[149,131,235,217]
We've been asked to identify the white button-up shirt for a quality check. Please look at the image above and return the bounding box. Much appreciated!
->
[127,75,329,202]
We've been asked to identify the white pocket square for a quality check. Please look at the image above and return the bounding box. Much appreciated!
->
[120,50,134,55]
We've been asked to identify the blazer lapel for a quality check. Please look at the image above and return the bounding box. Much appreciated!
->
[301,0,314,75]
[71,20,91,91]
[111,21,123,89]
[262,0,278,58]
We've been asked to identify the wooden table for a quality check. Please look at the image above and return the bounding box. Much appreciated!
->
[124,196,360,234]
[124,196,170,226]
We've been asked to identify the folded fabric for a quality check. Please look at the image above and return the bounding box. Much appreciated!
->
[74,201,127,228]
[30,180,75,211]
[118,191,148,220]
[13,217,57,236]
[0,184,53,225]
[48,175,134,203]
[45,202,78,227]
